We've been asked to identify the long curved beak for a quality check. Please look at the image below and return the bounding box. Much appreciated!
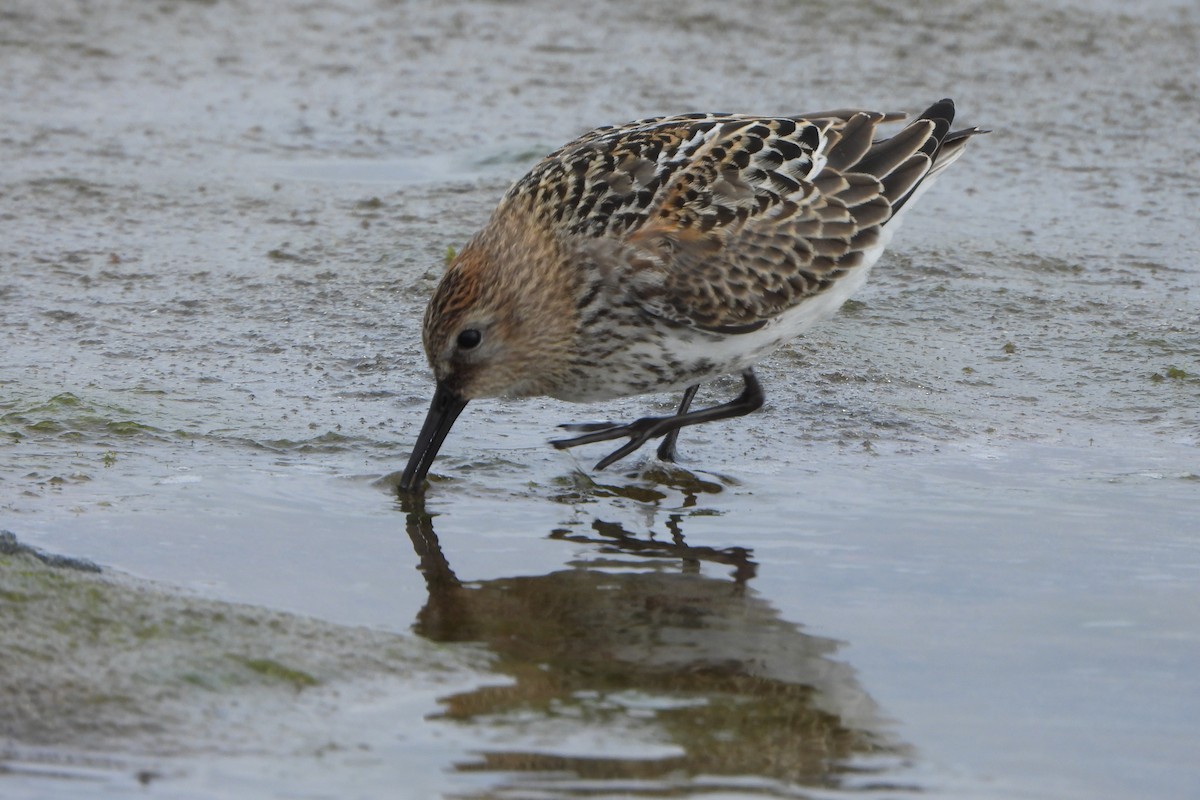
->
[397,381,469,493]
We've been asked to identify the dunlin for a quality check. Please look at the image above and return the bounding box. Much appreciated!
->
[399,99,982,492]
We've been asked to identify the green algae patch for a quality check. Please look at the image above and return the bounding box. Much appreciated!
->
[106,420,161,436]
[0,530,483,756]
[0,393,166,441]
[1150,366,1191,382]
[229,656,320,689]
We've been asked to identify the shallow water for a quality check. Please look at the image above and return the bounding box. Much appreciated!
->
[2,0,1199,798]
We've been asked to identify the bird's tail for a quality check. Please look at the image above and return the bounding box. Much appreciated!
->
[895,99,986,217]
[827,98,985,222]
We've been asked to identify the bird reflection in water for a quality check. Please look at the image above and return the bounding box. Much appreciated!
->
[399,490,910,797]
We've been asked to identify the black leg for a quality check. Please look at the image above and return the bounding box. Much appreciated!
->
[655,384,699,462]
[552,370,765,470]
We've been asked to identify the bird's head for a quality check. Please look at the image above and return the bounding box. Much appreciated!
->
[398,216,578,492]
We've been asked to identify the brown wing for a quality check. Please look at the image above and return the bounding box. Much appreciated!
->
[501,101,978,333]
[502,111,875,240]
[625,99,977,332]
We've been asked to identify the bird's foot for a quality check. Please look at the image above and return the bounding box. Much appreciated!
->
[552,415,681,471]
[552,371,763,471]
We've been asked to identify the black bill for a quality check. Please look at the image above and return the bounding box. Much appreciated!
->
[397,381,469,493]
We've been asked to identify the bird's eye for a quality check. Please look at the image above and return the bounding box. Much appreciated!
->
[456,329,482,350]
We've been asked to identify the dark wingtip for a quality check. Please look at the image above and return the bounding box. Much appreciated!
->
[917,98,956,144]
[925,99,993,141]
[927,98,956,118]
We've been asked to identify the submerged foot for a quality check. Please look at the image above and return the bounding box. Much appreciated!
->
[655,434,681,463]
[552,415,683,470]
[552,371,764,471]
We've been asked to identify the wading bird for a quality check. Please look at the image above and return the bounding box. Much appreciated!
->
[399,99,982,492]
